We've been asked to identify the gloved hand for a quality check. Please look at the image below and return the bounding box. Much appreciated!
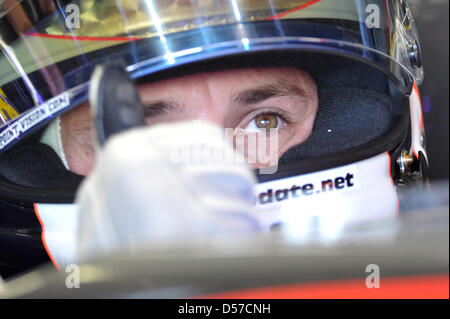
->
[75,121,261,262]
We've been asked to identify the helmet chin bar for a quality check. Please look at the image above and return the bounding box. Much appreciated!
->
[89,63,146,147]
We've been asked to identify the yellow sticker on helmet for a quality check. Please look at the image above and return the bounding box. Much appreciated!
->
[0,89,19,123]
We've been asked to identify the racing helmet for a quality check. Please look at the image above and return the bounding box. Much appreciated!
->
[0,0,428,276]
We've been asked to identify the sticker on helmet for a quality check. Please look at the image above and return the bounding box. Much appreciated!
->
[0,89,19,125]
[254,164,360,206]
[0,93,70,150]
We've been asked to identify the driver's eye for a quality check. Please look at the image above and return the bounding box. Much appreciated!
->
[256,114,279,129]
[242,113,284,133]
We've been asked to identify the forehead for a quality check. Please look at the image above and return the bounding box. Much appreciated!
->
[138,66,306,91]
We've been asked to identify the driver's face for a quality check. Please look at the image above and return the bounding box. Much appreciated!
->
[61,67,318,176]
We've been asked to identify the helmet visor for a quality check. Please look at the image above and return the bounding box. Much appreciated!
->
[0,0,422,152]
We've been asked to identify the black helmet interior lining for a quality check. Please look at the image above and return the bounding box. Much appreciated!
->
[280,86,396,163]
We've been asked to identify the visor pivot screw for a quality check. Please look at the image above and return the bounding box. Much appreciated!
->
[408,41,422,68]
[397,149,414,176]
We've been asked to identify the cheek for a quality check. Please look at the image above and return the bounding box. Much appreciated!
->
[276,89,319,157]
[278,111,317,157]
[233,131,280,169]
[60,103,97,176]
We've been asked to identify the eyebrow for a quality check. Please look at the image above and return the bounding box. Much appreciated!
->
[143,100,182,118]
[232,81,307,105]
[142,80,307,117]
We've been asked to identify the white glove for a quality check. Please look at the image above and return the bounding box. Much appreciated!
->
[75,121,261,261]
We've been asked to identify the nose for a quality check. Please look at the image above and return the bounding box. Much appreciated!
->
[193,109,226,128]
